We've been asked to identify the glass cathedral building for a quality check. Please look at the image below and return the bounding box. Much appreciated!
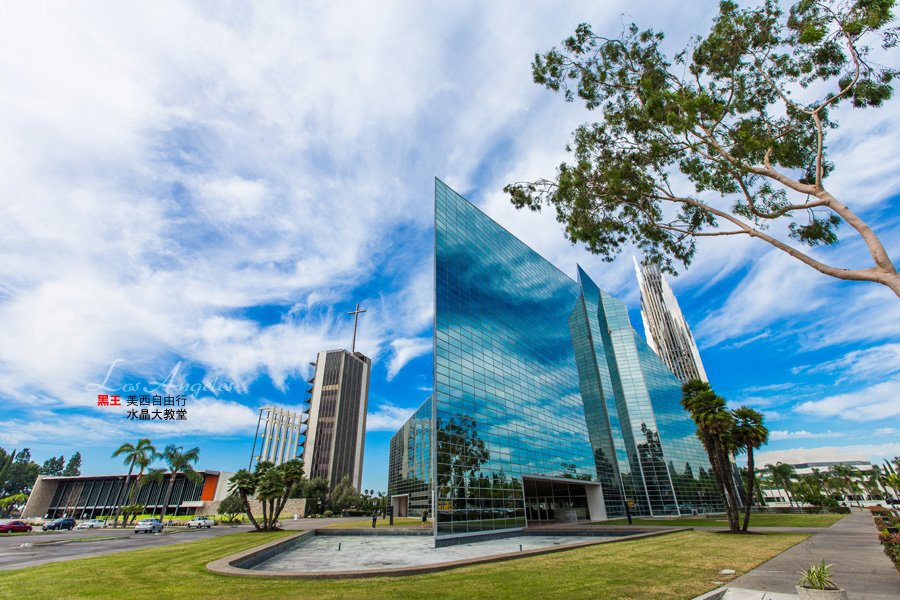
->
[388,180,722,541]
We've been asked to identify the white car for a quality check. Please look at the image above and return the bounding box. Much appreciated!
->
[75,519,107,529]
[134,518,163,533]
[186,516,214,529]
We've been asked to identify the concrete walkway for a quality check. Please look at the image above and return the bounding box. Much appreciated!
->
[728,511,899,600]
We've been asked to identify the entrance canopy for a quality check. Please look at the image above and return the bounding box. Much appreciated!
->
[522,475,606,524]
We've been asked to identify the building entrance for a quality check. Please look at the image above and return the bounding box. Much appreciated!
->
[522,476,605,523]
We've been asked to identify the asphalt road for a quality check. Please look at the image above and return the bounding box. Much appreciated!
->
[0,517,368,571]
[0,525,249,571]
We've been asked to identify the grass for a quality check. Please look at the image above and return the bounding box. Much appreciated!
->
[327,517,427,528]
[0,528,807,599]
[592,513,847,528]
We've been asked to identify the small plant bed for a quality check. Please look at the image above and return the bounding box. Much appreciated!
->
[796,560,847,599]
[869,505,900,572]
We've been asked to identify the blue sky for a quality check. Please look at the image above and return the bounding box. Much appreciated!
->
[0,1,898,494]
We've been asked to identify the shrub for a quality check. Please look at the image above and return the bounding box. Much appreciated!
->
[878,531,900,565]
[323,510,333,517]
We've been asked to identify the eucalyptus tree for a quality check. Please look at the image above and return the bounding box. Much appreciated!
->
[110,439,157,527]
[507,0,899,295]
[731,407,769,531]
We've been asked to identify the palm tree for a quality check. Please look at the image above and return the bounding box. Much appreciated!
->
[127,454,154,509]
[731,407,769,532]
[885,473,900,501]
[228,469,261,530]
[141,467,168,517]
[766,463,796,507]
[152,445,202,521]
[110,439,157,527]
[271,459,305,526]
[681,380,741,532]
[864,466,886,502]
[829,464,863,507]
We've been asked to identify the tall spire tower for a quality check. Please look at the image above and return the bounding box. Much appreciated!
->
[633,258,708,383]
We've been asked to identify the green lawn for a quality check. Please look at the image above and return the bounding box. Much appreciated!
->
[0,529,807,600]
[592,513,846,528]
[327,517,427,528]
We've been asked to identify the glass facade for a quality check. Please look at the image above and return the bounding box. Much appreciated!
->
[388,179,722,541]
[387,397,432,516]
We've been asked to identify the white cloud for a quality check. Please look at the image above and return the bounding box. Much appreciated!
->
[794,343,900,381]
[0,0,898,467]
[366,403,415,432]
[795,379,900,422]
[769,430,846,441]
[386,338,432,381]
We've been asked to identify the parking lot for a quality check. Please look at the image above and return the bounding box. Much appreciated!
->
[0,524,251,570]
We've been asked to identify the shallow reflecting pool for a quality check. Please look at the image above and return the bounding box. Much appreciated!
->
[253,534,610,572]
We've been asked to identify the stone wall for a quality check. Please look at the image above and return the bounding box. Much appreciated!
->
[199,498,307,520]
[22,476,58,518]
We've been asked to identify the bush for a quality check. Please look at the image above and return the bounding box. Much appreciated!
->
[878,531,900,566]
[323,510,333,517]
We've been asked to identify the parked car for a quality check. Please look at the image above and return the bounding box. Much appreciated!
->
[0,520,33,533]
[134,518,163,533]
[42,518,76,531]
[75,519,107,529]
[186,516,214,529]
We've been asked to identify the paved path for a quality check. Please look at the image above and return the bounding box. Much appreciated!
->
[728,511,899,600]
[0,516,372,571]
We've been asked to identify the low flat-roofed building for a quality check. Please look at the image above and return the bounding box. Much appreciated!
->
[22,470,233,519]
[755,447,873,475]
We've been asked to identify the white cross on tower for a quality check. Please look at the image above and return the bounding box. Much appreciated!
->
[347,303,367,353]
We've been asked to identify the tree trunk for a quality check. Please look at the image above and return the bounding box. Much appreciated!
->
[111,463,135,528]
[742,448,755,532]
[159,473,177,522]
[240,493,260,530]
[784,480,794,508]
[706,436,740,532]
[261,498,269,531]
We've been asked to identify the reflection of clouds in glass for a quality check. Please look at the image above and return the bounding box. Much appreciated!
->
[434,181,597,536]
[428,182,721,537]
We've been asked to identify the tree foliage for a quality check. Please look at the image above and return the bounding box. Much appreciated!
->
[217,493,245,523]
[0,447,40,497]
[40,455,66,476]
[507,0,900,295]
[329,475,361,512]
[62,451,82,476]
[0,493,28,517]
